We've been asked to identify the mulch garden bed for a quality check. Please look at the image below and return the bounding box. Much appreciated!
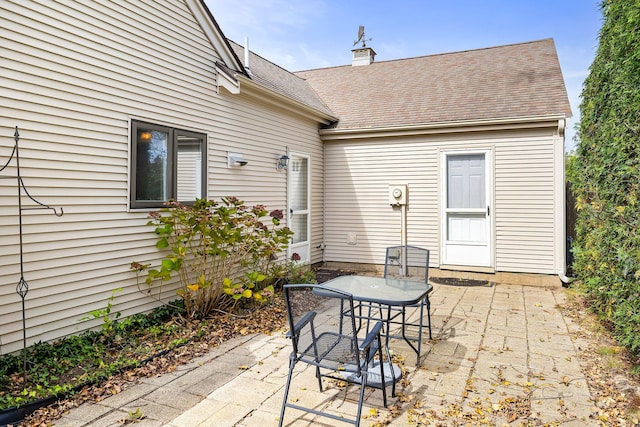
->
[429,277,492,287]
[314,267,357,283]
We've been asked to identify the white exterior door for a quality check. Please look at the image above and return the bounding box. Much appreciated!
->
[288,153,310,263]
[441,151,492,267]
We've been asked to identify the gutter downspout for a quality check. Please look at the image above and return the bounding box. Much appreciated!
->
[558,117,571,285]
[320,140,327,263]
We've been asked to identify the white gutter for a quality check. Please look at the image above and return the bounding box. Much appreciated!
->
[319,114,569,140]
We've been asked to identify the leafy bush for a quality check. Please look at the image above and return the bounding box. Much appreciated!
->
[0,301,186,410]
[568,0,640,354]
[265,253,317,287]
[288,262,317,284]
[132,197,294,318]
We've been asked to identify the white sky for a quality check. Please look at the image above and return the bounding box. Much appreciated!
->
[205,0,603,152]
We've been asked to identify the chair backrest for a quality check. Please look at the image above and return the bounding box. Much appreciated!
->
[383,245,430,283]
[283,284,361,370]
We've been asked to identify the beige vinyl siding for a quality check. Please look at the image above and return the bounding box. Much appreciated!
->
[0,0,324,354]
[204,92,325,264]
[494,134,556,274]
[323,137,440,265]
[323,127,559,275]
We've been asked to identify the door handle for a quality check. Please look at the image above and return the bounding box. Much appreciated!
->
[290,208,293,214]
[487,206,490,216]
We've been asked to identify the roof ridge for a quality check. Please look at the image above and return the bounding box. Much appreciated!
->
[388,37,554,61]
[296,37,571,129]
[295,38,555,73]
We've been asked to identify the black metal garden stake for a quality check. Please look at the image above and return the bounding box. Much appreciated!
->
[1,126,63,380]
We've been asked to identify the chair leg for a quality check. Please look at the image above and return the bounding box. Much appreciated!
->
[425,296,432,339]
[315,365,323,391]
[417,302,424,366]
[354,372,367,427]
[381,338,398,399]
[376,338,388,407]
[279,357,297,427]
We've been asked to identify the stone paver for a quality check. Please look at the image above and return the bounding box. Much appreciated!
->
[52,282,601,427]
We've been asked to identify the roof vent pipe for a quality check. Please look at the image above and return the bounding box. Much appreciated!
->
[244,37,251,75]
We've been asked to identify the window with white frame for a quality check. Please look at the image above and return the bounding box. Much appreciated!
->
[130,120,206,208]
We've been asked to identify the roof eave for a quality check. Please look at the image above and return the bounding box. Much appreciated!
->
[235,75,337,124]
[215,63,240,94]
[319,114,570,141]
[186,0,246,74]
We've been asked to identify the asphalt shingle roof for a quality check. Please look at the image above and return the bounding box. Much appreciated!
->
[294,39,572,130]
[228,40,334,118]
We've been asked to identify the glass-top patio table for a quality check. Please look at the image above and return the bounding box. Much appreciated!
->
[319,275,433,366]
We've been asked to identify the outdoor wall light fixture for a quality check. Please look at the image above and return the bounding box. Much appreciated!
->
[228,152,248,167]
[277,154,289,170]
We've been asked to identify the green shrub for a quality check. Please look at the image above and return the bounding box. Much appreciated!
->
[288,263,317,284]
[0,300,187,410]
[132,197,294,318]
[568,0,640,354]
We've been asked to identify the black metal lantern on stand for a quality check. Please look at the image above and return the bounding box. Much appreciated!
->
[1,126,63,380]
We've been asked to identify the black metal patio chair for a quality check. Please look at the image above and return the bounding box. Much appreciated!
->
[383,245,433,355]
[279,284,399,426]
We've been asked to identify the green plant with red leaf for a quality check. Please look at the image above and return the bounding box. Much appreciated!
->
[132,197,293,318]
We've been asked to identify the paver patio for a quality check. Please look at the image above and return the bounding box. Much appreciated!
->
[53,282,598,426]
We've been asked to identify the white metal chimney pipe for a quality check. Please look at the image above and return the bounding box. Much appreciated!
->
[244,37,250,73]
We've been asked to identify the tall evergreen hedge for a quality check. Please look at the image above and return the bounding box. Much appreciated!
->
[568,0,640,354]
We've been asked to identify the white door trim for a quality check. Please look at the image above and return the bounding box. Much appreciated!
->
[440,148,494,268]
[287,151,311,264]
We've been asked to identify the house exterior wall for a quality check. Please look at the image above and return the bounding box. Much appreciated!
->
[209,91,325,265]
[0,0,324,354]
[321,124,563,277]
[494,130,558,274]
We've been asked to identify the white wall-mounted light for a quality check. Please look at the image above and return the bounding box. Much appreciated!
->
[228,152,248,167]
[277,154,289,170]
